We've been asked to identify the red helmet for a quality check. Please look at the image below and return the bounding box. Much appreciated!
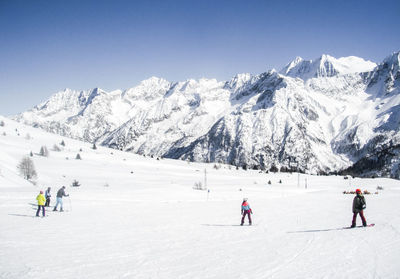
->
[356,189,361,193]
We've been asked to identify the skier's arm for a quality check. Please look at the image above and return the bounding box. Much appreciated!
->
[352,197,357,213]
[62,189,69,197]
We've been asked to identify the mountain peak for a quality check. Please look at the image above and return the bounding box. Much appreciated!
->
[139,76,170,86]
[280,54,376,80]
[383,51,400,66]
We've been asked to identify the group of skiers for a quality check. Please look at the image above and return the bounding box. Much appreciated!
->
[35,186,69,217]
[240,188,368,228]
[35,186,368,227]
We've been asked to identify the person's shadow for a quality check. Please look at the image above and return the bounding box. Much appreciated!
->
[202,224,247,227]
[8,214,34,218]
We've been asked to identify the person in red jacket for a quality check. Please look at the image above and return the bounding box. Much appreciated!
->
[241,198,253,226]
[351,189,367,228]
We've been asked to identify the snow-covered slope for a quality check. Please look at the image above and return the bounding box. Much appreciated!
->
[13,52,400,178]
[1,115,400,279]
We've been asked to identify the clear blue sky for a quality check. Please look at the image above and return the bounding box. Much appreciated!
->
[1,0,399,115]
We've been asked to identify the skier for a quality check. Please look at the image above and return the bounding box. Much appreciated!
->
[351,189,367,228]
[241,198,253,226]
[45,187,51,207]
[36,191,46,217]
[53,186,69,212]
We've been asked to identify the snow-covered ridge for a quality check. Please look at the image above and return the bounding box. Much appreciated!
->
[280,54,377,80]
[13,52,400,178]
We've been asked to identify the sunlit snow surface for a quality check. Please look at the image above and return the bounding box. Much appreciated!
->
[1,116,400,279]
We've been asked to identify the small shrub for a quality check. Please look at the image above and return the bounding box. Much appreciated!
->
[279,179,282,184]
[60,140,65,146]
[92,143,97,150]
[268,180,272,185]
[76,153,81,160]
[193,181,206,190]
[29,151,33,157]
[71,180,81,187]
[25,133,31,140]
[376,186,384,190]
[0,120,5,126]
[2,132,6,136]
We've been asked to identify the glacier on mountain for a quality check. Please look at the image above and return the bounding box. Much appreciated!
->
[13,52,400,178]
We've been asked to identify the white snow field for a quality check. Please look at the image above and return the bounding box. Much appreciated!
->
[1,115,400,279]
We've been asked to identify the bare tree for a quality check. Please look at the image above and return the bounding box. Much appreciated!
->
[17,156,37,180]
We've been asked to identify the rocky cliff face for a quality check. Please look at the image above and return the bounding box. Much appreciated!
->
[14,52,400,177]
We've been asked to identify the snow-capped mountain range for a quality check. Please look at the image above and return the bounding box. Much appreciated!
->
[13,51,400,178]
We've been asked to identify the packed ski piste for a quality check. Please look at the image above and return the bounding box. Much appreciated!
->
[1,116,400,279]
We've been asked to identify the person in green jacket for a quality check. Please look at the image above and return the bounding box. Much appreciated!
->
[36,191,46,217]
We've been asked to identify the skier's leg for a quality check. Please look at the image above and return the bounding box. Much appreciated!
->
[248,211,252,225]
[60,199,64,211]
[351,212,358,227]
[360,211,367,226]
[53,198,60,211]
[241,213,245,225]
[36,205,40,216]
[42,205,45,217]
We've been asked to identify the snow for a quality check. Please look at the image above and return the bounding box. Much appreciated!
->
[1,116,400,279]
[280,54,377,80]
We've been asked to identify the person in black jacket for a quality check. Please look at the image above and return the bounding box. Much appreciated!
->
[53,186,69,212]
[351,189,367,228]
[45,187,51,207]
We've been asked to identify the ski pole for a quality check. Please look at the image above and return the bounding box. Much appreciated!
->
[68,196,72,212]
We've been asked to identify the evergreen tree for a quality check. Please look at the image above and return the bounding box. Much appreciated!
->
[53,144,61,152]
[39,146,49,157]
